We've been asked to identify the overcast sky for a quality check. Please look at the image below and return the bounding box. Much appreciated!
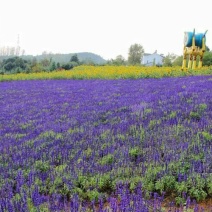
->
[0,0,211,60]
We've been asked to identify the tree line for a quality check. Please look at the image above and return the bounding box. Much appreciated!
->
[162,46,212,67]
[0,44,212,74]
[108,44,212,67]
[0,54,81,74]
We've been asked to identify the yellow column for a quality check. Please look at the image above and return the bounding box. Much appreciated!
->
[182,54,187,70]
[198,56,203,68]
[188,33,196,69]
[192,56,197,69]
[188,55,193,69]
[202,37,206,51]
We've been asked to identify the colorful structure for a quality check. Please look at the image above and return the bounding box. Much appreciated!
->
[182,29,207,70]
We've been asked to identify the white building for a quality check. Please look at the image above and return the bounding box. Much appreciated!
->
[142,50,164,66]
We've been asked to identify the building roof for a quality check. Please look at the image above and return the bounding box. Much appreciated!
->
[143,51,164,58]
[143,53,151,56]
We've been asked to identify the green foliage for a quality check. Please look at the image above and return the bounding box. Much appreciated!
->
[186,175,207,202]
[144,108,152,115]
[197,103,207,113]
[98,174,113,193]
[100,129,111,140]
[35,160,50,173]
[128,176,143,191]
[148,119,161,129]
[87,189,100,201]
[31,63,44,73]
[189,103,207,121]
[141,169,210,203]
[163,53,177,67]
[27,198,49,211]
[0,53,83,74]
[202,131,212,141]
[68,127,83,134]
[70,61,79,67]
[1,57,29,73]
[61,63,74,70]
[189,111,201,121]
[4,61,15,71]
[141,166,163,196]
[168,161,190,175]
[0,52,106,65]
[84,148,92,159]
[40,58,51,68]
[54,164,67,172]
[206,176,212,196]
[27,198,37,212]
[189,187,207,202]
[129,147,141,161]
[50,61,56,71]
[172,56,183,66]
[99,154,114,165]
[73,173,113,202]
[203,51,212,66]
[128,43,144,65]
[107,55,126,66]
[163,56,172,67]
[155,175,176,195]
[175,181,188,195]
[169,111,177,118]
[38,130,56,141]
[70,54,79,63]
[59,182,71,198]
[175,196,186,206]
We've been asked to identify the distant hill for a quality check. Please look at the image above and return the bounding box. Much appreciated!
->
[0,52,107,64]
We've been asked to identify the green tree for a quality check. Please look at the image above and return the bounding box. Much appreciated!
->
[114,55,126,65]
[70,54,79,63]
[4,62,15,71]
[40,58,51,67]
[2,57,28,72]
[107,55,126,66]
[31,58,37,66]
[57,62,61,69]
[50,62,56,71]
[163,53,177,67]
[172,56,183,66]
[203,51,212,66]
[128,44,144,65]
[31,63,43,73]
[61,63,74,70]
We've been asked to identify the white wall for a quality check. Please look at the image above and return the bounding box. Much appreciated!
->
[142,53,163,66]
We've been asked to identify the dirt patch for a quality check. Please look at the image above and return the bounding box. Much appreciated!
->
[161,197,212,211]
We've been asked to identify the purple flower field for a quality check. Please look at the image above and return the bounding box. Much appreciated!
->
[0,76,212,211]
